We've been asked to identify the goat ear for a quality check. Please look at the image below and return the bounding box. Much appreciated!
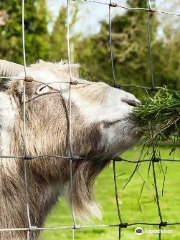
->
[0,92,16,154]
[0,60,24,77]
[0,60,24,90]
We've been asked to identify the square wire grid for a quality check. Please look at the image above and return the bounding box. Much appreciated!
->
[0,1,180,240]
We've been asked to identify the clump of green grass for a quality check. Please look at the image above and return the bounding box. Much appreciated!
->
[134,87,180,144]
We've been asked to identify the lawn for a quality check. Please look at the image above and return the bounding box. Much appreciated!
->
[40,147,180,240]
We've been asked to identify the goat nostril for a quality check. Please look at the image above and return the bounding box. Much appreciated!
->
[123,99,140,107]
[128,101,137,107]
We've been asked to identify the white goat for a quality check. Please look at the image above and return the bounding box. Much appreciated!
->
[0,60,141,240]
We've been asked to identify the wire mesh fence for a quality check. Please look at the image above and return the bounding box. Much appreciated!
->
[0,0,180,240]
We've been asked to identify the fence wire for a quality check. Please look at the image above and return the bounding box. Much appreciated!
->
[0,0,180,240]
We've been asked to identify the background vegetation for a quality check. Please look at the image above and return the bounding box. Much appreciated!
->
[1,0,180,98]
[40,148,180,240]
[1,0,180,239]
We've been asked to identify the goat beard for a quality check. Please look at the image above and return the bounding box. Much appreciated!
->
[65,159,110,221]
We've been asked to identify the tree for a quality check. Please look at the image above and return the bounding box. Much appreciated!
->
[49,4,80,62]
[49,6,67,61]
[76,0,161,97]
[0,0,50,64]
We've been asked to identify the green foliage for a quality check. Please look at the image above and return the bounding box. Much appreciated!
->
[134,87,180,144]
[75,0,157,96]
[0,0,50,64]
[153,28,180,91]
[48,5,80,62]
[75,0,180,98]
[1,0,180,101]
[40,148,180,240]
[48,6,67,61]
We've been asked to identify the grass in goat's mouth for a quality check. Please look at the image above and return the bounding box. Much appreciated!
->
[134,87,180,146]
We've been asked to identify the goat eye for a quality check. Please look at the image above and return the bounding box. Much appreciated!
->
[36,85,50,95]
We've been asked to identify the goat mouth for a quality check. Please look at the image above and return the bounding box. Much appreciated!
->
[104,114,140,128]
[100,112,141,130]
[102,119,122,128]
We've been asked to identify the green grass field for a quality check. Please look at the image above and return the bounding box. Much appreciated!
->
[39,147,180,240]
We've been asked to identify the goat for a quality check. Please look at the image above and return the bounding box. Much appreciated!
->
[0,60,142,240]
